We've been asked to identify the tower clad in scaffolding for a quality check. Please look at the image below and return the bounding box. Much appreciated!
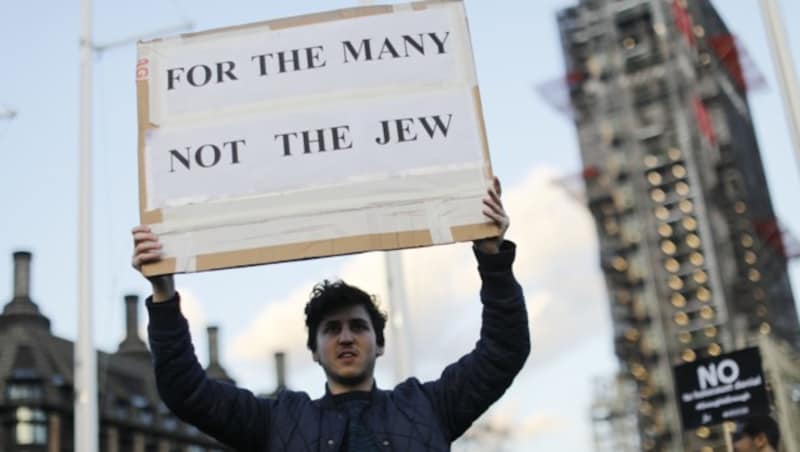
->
[557,0,800,450]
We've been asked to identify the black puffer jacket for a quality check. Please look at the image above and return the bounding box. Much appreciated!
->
[147,241,530,451]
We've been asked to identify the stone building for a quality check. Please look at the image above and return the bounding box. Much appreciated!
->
[0,251,233,451]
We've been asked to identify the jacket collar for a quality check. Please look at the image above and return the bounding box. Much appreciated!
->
[317,381,381,409]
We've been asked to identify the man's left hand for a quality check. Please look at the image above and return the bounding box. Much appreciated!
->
[474,176,509,255]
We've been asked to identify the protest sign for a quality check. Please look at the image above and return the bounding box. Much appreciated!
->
[674,347,770,429]
[136,0,497,275]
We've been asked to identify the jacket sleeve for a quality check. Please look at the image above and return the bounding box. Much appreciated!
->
[147,293,271,451]
[422,240,531,441]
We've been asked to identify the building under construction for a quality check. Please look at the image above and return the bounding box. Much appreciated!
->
[557,0,800,450]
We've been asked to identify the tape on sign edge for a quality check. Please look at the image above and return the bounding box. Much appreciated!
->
[152,190,485,258]
[192,228,434,273]
[424,200,454,244]
[148,81,477,130]
[176,255,198,273]
[155,165,486,233]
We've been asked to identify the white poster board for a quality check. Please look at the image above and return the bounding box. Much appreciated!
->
[137,0,496,275]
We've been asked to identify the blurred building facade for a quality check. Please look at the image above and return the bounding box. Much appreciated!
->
[590,375,641,452]
[557,0,800,450]
[0,251,232,451]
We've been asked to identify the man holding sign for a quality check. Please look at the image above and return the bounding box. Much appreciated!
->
[131,177,530,451]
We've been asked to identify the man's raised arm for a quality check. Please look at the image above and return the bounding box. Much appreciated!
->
[131,226,271,451]
[423,178,531,441]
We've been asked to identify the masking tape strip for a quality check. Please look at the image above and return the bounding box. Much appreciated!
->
[148,229,195,272]
[267,5,395,31]
[421,0,463,5]
[137,44,156,221]
[158,195,480,258]
[154,167,486,259]
[175,245,197,273]
[157,165,484,232]
[144,2,441,47]
[150,80,478,130]
[143,130,157,211]
[473,87,492,179]
[175,255,197,273]
[453,2,476,85]
[424,200,454,244]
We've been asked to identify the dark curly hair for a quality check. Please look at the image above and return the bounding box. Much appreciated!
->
[304,280,387,352]
[734,415,780,448]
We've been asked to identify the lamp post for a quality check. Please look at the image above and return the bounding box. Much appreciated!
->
[74,3,192,449]
[75,0,97,449]
[759,0,800,172]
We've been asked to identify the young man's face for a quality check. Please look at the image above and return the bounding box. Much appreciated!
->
[312,304,383,393]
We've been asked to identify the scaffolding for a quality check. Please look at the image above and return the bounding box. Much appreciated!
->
[557,0,800,450]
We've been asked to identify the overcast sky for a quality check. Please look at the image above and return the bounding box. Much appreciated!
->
[1,1,799,450]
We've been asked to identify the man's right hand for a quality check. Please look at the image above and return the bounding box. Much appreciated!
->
[132,225,176,303]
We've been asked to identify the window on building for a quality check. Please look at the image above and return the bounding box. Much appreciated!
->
[6,381,43,401]
[130,394,154,425]
[162,415,178,432]
[137,408,154,425]
[159,402,178,431]
[15,406,47,445]
[114,397,130,419]
[130,394,148,409]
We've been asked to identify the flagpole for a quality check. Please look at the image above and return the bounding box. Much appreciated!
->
[76,0,99,449]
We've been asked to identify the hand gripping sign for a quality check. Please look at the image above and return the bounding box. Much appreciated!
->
[136,0,497,275]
